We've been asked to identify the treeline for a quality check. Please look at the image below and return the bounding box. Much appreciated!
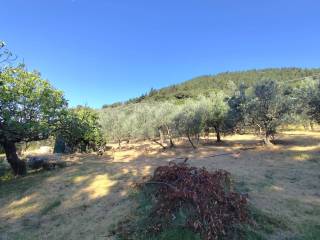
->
[99,78,320,148]
[102,68,320,107]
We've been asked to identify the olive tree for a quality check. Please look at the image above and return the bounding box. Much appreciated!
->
[173,100,203,148]
[99,106,133,147]
[226,84,248,134]
[307,81,320,124]
[153,101,177,147]
[0,66,67,175]
[286,79,317,129]
[199,93,229,142]
[100,102,177,149]
[244,80,292,144]
[132,103,163,145]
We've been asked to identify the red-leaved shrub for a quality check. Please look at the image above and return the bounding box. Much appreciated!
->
[144,162,248,240]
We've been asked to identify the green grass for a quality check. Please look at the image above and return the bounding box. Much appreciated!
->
[249,207,288,234]
[235,180,251,193]
[240,205,320,240]
[143,228,201,240]
[297,223,320,240]
[253,177,276,192]
[223,206,291,240]
[40,199,62,215]
[235,225,268,240]
[0,170,52,198]
[0,156,14,182]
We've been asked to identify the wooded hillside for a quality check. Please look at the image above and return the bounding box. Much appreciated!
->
[103,68,320,107]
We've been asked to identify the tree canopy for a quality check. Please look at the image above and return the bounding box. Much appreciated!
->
[307,82,320,124]
[54,106,104,153]
[241,80,293,144]
[0,65,67,175]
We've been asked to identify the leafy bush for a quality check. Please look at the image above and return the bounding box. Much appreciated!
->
[54,106,104,153]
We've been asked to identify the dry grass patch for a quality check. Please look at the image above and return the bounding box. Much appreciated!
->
[0,131,319,239]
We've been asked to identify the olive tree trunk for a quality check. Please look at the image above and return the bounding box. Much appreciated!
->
[165,125,175,148]
[187,133,196,149]
[214,126,222,142]
[310,122,314,131]
[3,141,27,176]
[151,139,167,150]
[264,133,273,145]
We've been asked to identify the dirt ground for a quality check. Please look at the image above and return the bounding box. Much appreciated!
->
[0,131,320,240]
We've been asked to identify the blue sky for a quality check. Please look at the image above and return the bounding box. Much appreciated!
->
[2,0,320,108]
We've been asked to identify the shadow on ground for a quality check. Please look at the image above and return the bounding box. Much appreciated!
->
[0,131,320,239]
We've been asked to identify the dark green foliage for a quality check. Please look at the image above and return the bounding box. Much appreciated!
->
[102,102,123,109]
[0,65,67,143]
[226,84,248,133]
[120,68,320,103]
[0,65,67,175]
[54,106,104,153]
[308,81,320,124]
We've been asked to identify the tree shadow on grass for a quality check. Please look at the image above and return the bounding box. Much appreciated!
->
[0,131,320,239]
[0,152,158,239]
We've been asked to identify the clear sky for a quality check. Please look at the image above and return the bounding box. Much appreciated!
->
[2,0,320,108]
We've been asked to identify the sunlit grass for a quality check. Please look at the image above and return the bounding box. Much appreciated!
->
[1,131,320,239]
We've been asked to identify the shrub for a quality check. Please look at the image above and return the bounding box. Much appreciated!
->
[54,106,104,153]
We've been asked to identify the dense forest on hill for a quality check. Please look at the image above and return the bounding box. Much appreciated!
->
[103,68,320,107]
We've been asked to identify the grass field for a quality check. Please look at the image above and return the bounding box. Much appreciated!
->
[0,131,320,239]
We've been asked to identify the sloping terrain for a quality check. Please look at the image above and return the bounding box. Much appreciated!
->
[0,131,320,239]
[105,68,320,106]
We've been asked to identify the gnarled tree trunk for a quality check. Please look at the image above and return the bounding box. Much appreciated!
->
[3,141,27,176]
[169,137,175,148]
[264,133,273,145]
[151,139,167,150]
[310,122,314,131]
[214,126,222,143]
[187,133,196,149]
[165,125,175,148]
